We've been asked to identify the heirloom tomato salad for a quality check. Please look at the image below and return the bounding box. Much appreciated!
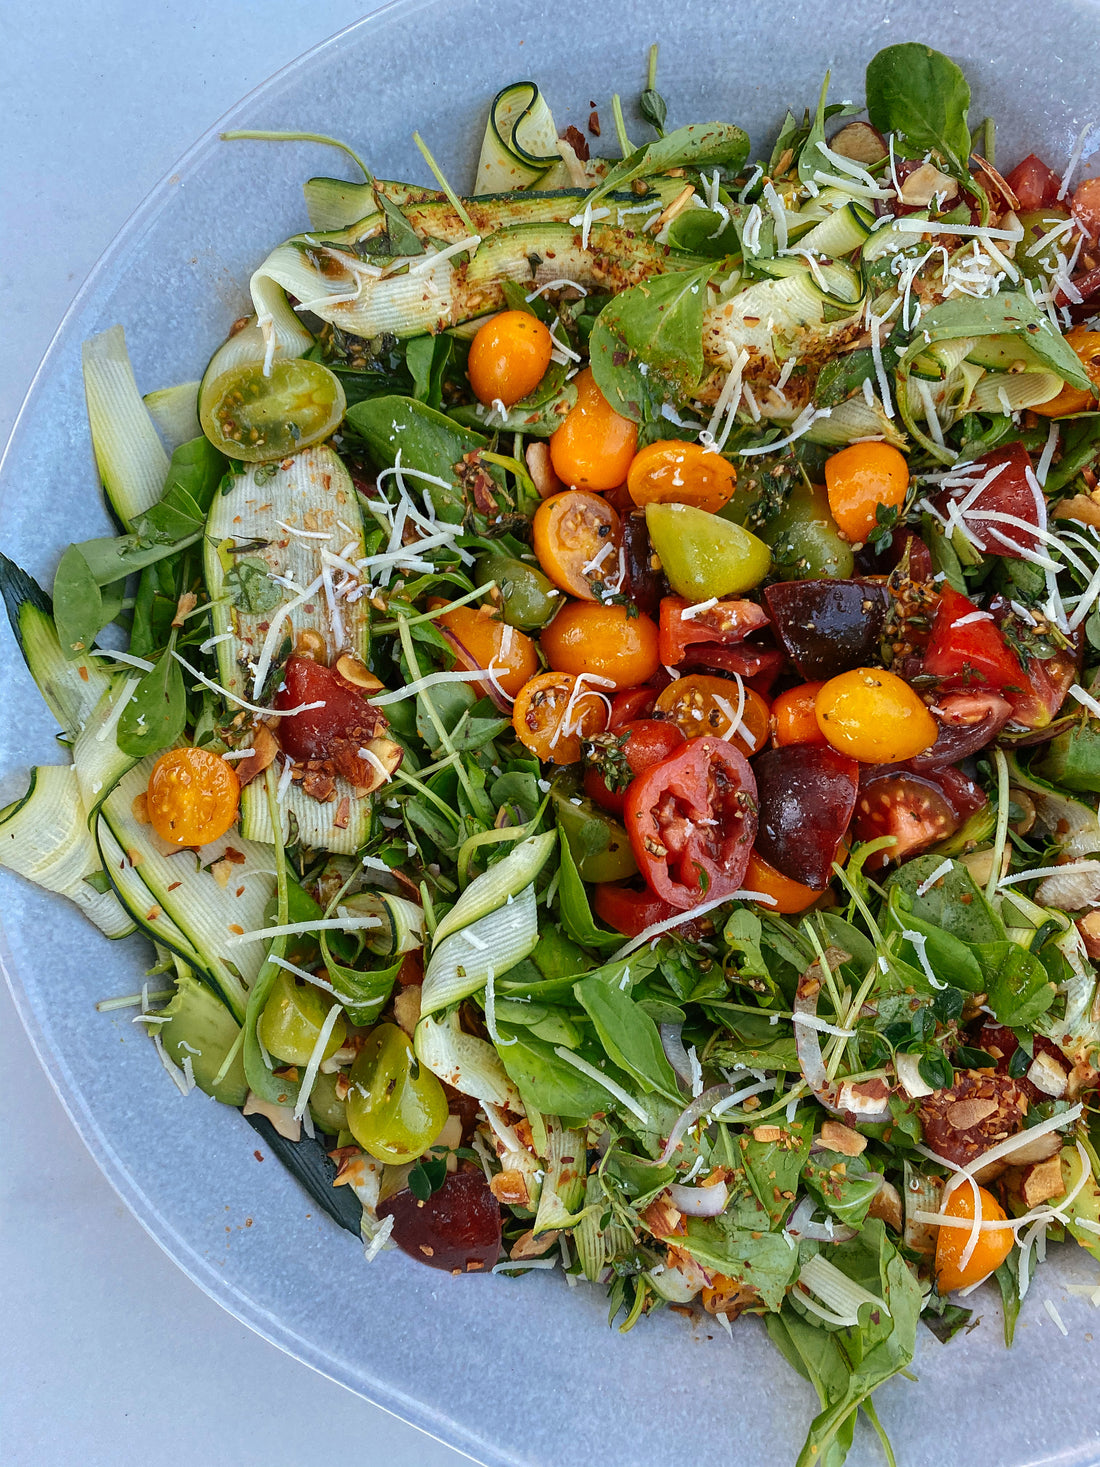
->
[7,39,1100,1466]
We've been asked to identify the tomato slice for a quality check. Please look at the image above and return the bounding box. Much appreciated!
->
[852,769,963,866]
[582,719,685,813]
[911,689,1012,768]
[592,883,683,937]
[658,595,770,665]
[922,584,1026,693]
[274,656,387,783]
[200,358,346,463]
[752,744,859,889]
[624,736,758,910]
[743,849,825,914]
[654,674,769,755]
[608,686,658,727]
[931,442,1043,560]
[1073,177,1100,241]
[1005,154,1062,211]
[532,490,623,601]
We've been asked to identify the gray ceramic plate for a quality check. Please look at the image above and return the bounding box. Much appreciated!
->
[3,4,1100,1464]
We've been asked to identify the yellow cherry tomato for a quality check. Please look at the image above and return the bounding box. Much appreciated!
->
[436,602,539,698]
[549,367,638,490]
[532,489,622,601]
[654,674,770,756]
[146,747,240,846]
[815,668,938,764]
[512,670,609,764]
[540,602,661,690]
[626,440,738,514]
[1032,326,1100,417]
[935,1183,1015,1293]
[824,442,910,545]
[467,310,553,407]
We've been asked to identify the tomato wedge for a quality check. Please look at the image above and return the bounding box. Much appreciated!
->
[624,736,758,910]
[608,687,658,727]
[274,656,387,783]
[1005,154,1061,211]
[922,584,1026,692]
[852,764,986,866]
[931,441,1043,560]
[752,744,859,889]
[592,883,683,938]
[582,719,685,814]
[658,595,770,666]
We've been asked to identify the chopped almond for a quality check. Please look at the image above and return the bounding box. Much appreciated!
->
[393,983,422,1037]
[489,1169,530,1207]
[640,1192,683,1238]
[510,1228,560,1261]
[867,1179,903,1231]
[819,1120,867,1157]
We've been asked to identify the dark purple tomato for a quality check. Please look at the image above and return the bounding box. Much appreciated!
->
[763,579,889,681]
[378,1168,502,1273]
[910,690,1012,770]
[752,744,860,889]
[621,509,665,617]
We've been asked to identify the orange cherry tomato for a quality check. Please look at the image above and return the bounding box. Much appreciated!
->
[934,1183,1015,1293]
[549,367,637,491]
[824,442,910,545]
[532,489,622,601]
[512,670,610,764]
[771,681,828,747]
[743,850,825,914]
[815,667,938,764]
[1032,326,1100,417]
[540,602,661,691]
[146,747,240,847]
[627,440,738,514]
[654,674,769,756]
[467,310,553,407]
[437,603,539,698]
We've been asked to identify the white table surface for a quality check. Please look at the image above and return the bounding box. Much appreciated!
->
[0,6,468,1462]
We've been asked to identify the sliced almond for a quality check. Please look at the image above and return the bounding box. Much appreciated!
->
[336,652,384,692]
[393,983,422,1037]
[131,791,150,824]
[1053,492,1100,529]
[819,1120,867,1157]
[510,1228,560,1261]
[867,1179,903,1231]
[1018,1155,1067,1208]
[945,1096,999,1130]
[971,154,1020,212]
[899,163,959,207]
[828,121,888,166]
[358,736,404,795]
[236,722,279,788]
[242,1092,301,1141]
[752,1124,784,1144]
[295,627,327,659]
[525,440,564,499]
[489,1168,531,1207]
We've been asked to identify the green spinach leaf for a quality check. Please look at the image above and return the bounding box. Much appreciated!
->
[573,975,682,1099]
[52,544,104,658]
[588,264,713,422]
[865,43,973,174]
[116,645,187,758]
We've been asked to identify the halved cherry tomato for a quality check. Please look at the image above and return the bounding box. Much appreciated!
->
[677,643,787,693]
[200,359,346,463]
[608,687,658,727]
[582,719,686,814]
[655,674,769,755]
[1073,176,1100,242]
[934,1183,1014,1293]
[743,850,825,914]
[657,595,770,666]
[512,670,609,764]
[627,440,738,514]
[146,747,240,847]
[851,764,989,866]
[467,310,553,407]
[824,442,910,545]
[540,602,661,690]
[625,736,758,910]
[437,602,539,698]
[931,441,1043,559]
[922,584,1026,693]
[592,883,686,938]
[815,668,938,764]
[532,489,622,601]
[1032,326,1100,417]
[911,690,1013,768]
[274,655,387,785]
[1005,153,1062,211]
[1000,635,1079,731]
[753,745,859,889]
[549,367,637,490]
[771,681,828,747]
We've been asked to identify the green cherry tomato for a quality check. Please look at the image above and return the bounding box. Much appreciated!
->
[1014,208,1072,287]
[345,1022,448,1164]
[257,968,347,1067]
[645,501,772,599]
[759,479,855,580]
[307,1070,348,1136]
[550,779,638,883]
[475,552,561,630]
[200,358,346,462]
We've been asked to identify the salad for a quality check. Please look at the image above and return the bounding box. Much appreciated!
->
[4,39,1100,1466]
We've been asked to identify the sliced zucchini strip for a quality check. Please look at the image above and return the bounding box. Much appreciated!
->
[143,381,201,450]
[82,325,170,529]
[475,82,561,193]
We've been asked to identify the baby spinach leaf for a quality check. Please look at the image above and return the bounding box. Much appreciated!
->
[865,43,973,174]
[573,974,682,1099]
[679,1218,800,1311]
[587,122,750,206]
[555,830,621,954]
[887,888,986,992]
[885,855,1004,944]
[896,294,1092,392]
[406,333,453,409]
[116,646,187,758]
[225,556,283,614]
[973,940,1056,1027]
[588,263,713,422]
[497,1028,616,1121]
[52,544,103,658]
[741,1113,812,1224]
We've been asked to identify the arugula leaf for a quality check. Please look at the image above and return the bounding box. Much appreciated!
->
[797,74,859,185]
[116,644,187,758]
[865,43,973,175]
[573,975,682,1099]
[587,122,750,206]
[588,264,713,422]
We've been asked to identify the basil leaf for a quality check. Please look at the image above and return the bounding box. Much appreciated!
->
[865,43,973,174]
[116,647,187,758]
[587,121,750,206]
[225,556,283,614]
[53,544,105,658]
[573,974,682,1099]
[589,264,713,422]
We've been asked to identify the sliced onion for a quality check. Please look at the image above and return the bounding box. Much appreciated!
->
[659,1023,693,1088]
[784,1194,857,1244]
[670,1180,729,1217]
[794,957,891,1125]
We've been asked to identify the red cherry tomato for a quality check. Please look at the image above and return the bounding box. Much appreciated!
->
[657,595,770,667]
[1005,153,1062,211]
[931,441,1043,560]
[852,764,987,867]
[922,585,1026,693]
[582,719,686,814]
[1072,177,1100,242]
[592,883,685,938]
[608,687,658,728]
[624,736,758,910]
[274,656,385,784]
[377,1167,501,1273]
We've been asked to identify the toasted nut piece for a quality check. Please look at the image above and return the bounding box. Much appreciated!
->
[393,983,422,1037]
[236,722,279,787]
[899,163,959,207]
[526,440,564,499]
[242,1092,301,1141]
[358,736,404,795]
[640,1192,683,1238]
[946,1097,1000,1130]
[867,1179,903,1231]
[1054,492,1100,529]
[1016,1155,1067,1208]
[510,1228,560,1261]
[702,1276,761,1318]
[819,1120,868,1157]
[295,628,327,658]
[489,1168,531,1207]
[336,652,384,692]
[1027,1049,1069,1098]
[1078,911,1100,961]
[752,1124,784,1144]
[828,121,888,166]
[971,155,1020,211]
[131,791,150,824]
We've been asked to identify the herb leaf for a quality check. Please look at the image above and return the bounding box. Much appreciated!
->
[225,556,283,614]
[587,122,750,206]
[865,43,973,174]
[116,644,187,758]
[588,264,712,421]
[53,544,104,658]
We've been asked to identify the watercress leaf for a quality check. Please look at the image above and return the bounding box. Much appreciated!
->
[588,264,713,423]
[53,544,105,659]
[573,974,682,1099]
[865,43,973,172]
[973,940,1057,1026]
[587,122,750,206]
[225,556,283,614]
[116,649,187,758]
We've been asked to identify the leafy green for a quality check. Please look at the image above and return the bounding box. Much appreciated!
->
[1038,721,1100,794]
[588,264,713,422]
[586,122,750,206]
[52,544,104,658]
[116,645,186,758]
[574,975,682,1099]
[865,44,973,176]
[973,941,1057,1027]
[740,1113,812,1224]
[225,556,283,614]
[797,74,859,185]
[896,295,1092,396]
[497,1028,616,1121]
[555,830,621,954]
